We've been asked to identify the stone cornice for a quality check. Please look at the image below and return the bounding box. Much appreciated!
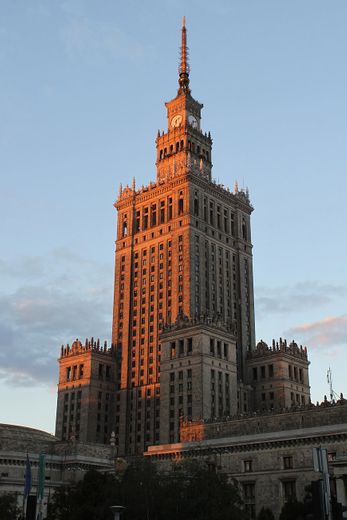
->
[145,424,347,460]
[115,171,253,214]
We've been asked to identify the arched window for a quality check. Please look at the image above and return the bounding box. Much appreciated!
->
[178,194,184,215]
[122,215,128,237]
[159,150,163,160]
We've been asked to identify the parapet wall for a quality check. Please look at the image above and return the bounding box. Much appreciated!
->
[60,338,117,359]
[247,338,308,361]
[180,401,347,442]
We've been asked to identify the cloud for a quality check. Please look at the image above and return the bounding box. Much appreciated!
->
[255,281,347,318]
[0,256,46,279]
[0,248,113,387]
[286,315,347,351]
[60,9,146,63]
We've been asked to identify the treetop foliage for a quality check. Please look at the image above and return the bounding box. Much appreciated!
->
[47,459,247,520]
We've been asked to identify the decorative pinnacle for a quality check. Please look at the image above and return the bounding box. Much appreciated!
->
[178,16,190,94]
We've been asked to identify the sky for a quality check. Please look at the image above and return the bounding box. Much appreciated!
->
[1,0,346,434]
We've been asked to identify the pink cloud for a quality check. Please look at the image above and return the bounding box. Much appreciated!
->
[286,314,347,349]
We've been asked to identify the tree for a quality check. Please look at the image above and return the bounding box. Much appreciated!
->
[0,493,20,520]
[279,499,306,520]
[47,470,120,520]
[257,507,275,520]
[47,460,247,520]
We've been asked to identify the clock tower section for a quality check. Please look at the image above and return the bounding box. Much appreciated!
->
[156,17,212,184]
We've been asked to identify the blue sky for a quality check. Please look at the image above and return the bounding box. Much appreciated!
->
[1,0,346,433]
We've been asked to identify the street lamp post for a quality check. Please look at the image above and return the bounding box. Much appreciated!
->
[110,505,125,520]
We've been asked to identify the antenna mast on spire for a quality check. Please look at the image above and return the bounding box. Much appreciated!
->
[178,16,190,94]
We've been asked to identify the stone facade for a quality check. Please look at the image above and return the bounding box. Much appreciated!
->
[146,402,347,519]
[55,338,117,444]
[111,18,255,457]
[246,339,310,411]
[0,423,115,518]
[159,316,237,443]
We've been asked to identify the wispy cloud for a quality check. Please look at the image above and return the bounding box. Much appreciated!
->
[0,248,113,387]
[60,7,146,63]
[255,281,347,318]
[286,315,347,352]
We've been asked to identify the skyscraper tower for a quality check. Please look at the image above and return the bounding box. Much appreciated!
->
[112,19,255,455]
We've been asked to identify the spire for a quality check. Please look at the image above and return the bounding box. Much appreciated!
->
[178,16,190,94]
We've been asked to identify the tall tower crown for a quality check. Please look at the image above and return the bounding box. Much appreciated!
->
[156,18,211,184]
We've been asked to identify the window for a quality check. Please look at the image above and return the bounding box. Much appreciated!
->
[328,452,336,461]
[223,343,228,359]
[168,197,173,220]
[268,364,274,378]
[243,460,253,473]
[282,480,296,500]
[178,198,184,215]
[179,340,184,356]
[170,342,176,358]
[243,483,255,519]
[210,338,215,356]
[194,195,199,216]
[283,456,293,469]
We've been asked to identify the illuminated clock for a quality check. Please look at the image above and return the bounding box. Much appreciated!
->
[171,115,182,128]
[188,114,198,128]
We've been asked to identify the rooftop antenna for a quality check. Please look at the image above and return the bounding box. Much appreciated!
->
[327,367,339,402]
[327,367,333,402]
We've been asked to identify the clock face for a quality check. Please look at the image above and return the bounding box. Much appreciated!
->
[188,114,198,128]
[171,115,182,128]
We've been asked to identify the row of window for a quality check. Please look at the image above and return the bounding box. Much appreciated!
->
[158,140,210,162]
[242,477,296,519]
[211,370,231,417]
[121,194,186,237]
[243,455,293,473]
[170,338,193,358]
[65,364,84,381]
[252,364,274,381]
[210,339,229,359]
[289,364,305,383]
